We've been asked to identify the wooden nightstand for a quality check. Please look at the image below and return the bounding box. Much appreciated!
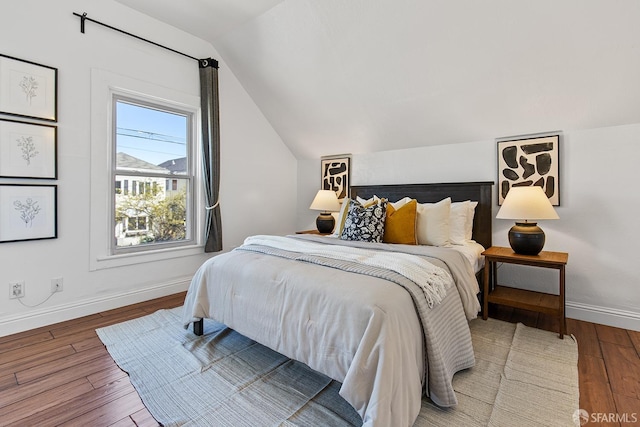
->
[295,229,332,235]
[482,246,569,338]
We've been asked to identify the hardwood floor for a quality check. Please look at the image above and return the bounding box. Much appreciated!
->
[1,294,638,426]
[0,293,185,427]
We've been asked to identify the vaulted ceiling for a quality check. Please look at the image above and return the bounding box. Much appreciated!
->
[115,0,640,159]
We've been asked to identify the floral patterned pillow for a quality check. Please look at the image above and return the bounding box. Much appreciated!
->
[340,199,387,242]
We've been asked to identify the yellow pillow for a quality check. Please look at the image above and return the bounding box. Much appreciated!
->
[383,199,417,244]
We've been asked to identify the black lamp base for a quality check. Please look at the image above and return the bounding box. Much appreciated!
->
[508,222,546,255]
[316,212,335,234]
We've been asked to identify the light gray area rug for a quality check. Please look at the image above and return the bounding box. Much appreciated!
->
[96,307,579,427]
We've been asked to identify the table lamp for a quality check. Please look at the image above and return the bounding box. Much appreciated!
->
[310,190,340,233]
[496,186,559,255]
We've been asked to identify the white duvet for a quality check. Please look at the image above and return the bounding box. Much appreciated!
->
[182,235,478,426]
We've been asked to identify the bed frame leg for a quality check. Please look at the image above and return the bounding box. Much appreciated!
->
[193,319,204,336]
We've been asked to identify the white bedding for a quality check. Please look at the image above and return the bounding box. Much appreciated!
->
[450,240,486,273]
[326,233,486,274]
[182,235,479,427]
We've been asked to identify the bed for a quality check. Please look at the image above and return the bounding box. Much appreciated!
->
[182,181,493,427]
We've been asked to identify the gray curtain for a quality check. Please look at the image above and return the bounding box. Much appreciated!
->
[199,58,222,252]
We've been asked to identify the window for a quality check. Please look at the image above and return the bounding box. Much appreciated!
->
[126,216,148,233]
[112,96,194,253]
[90,69,203,270]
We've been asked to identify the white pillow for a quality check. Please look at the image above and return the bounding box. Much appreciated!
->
[332,198,352,237]
[356,195,380,206]
[391,196,414,210]
[416,197,451,246]
[450,201,471,245]
[465,201,478,241]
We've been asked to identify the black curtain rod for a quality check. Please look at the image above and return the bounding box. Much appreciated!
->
[72,12,218,68]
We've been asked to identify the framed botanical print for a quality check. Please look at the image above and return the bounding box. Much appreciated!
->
[497,134,560,206]
[0,118,57,179]
[321,155,350,200]
[0,54,58,122]
[0,184,57,243]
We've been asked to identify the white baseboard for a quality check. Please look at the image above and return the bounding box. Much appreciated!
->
[567,301,640,332]
[0,277,191,337]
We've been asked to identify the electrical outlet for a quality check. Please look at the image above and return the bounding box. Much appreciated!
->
[51,277,63,293]
[9,281,25,299]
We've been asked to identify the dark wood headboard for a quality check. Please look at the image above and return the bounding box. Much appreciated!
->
[350,182,494,250]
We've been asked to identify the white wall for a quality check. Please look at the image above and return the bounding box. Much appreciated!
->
[298,125,640,331]
[0,0,297,336]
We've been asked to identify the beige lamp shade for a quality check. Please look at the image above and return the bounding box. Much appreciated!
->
[309,190,340,212]
[497,186,559,221]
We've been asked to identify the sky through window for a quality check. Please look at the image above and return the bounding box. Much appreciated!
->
[116,101,187,166]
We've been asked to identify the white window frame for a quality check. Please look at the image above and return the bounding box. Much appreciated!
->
[111,95,195,255]
[90,69,204,271]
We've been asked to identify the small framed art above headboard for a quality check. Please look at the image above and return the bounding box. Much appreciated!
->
[350,181,494,250]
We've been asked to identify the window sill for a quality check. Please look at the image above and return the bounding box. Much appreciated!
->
[91,243,205,271]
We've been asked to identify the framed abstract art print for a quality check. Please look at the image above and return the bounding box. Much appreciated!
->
[321,155,350,201]
[497,134,560,206]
